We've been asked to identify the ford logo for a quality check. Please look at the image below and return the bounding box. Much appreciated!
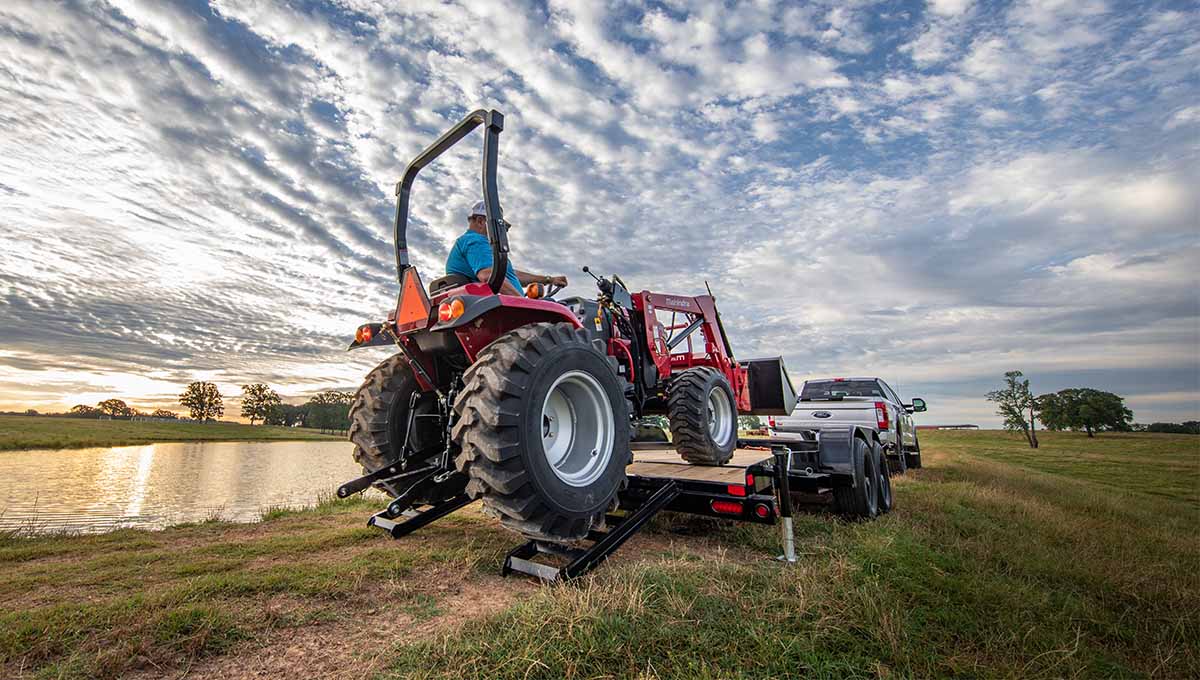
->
[812,411,832,418]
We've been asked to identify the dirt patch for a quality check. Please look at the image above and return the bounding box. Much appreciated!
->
[128,573,535,680]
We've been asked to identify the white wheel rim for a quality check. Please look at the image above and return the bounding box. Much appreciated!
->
[707,386,733,445]
[540,370,615,487]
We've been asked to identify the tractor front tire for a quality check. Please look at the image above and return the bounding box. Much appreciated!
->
[668,367,737,465]
[451,322,631,543]
[348,354,441,496]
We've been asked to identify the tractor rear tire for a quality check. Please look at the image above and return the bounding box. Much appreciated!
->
[451,322,631,543]
[348,354,442,496]
[668,367,737,465]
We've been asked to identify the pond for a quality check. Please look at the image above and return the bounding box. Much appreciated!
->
[0,440,367,535]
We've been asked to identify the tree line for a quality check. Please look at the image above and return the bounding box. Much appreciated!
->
[54,382,354,434]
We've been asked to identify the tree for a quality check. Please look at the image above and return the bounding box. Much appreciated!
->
[304,392,351,434]
[151,409,178,419]
[240,384,281,425]
[180,382,224,422]
[70,404,99,418]
[24,409,38,416]
[97,398,134,417]
[985,371,1039,448]
[265,403,306,427]
[1037,388,1133,437]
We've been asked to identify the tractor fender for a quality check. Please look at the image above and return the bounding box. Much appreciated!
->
[816,425,878,481]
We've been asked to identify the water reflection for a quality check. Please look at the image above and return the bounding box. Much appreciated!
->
[0,440,360,534]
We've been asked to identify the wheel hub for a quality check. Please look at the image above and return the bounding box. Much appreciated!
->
[706,386,734,444]
[540,370,615,487]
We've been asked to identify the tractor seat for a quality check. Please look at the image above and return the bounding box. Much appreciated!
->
[428,273,472,294]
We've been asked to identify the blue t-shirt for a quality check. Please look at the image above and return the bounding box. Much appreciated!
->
[445,230,523,295]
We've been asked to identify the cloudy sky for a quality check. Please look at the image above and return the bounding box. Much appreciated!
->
[0,0,1196,426]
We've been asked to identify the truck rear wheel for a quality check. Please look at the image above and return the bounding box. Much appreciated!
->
[451,322,630,543]
[348,354,442,496]
[833,435,879,519]
[875,442,894,514]
[668,367,737,465]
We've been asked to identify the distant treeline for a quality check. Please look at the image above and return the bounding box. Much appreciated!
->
[1135,422,1200,435]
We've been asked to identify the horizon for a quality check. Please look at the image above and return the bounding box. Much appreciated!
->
[1,1,1197,427]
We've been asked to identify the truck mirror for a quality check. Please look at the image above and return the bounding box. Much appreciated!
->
[911,398,927,412]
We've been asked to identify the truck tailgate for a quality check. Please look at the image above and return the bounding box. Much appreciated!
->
[774,400,877,432]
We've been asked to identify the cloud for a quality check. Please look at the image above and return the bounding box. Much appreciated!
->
[0,0,1197,427]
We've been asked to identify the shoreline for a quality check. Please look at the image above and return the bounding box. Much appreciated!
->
[0,414,343,452]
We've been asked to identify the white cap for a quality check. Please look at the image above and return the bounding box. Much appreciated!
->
[469,200,502,218]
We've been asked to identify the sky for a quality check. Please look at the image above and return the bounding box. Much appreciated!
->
[0,0,1197,426]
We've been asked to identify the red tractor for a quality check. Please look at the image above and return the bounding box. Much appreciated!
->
[347,109,794,543]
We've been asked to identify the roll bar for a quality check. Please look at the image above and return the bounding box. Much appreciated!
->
[393,109,508,294]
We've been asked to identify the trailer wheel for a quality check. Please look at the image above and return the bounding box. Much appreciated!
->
[348,354,442,496]
[833,435,879,519]
[451,322,630,543]
[668,367,737,465]
[875,442,894,514]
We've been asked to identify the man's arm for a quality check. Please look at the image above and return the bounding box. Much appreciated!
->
[515,270,568,287]
[476,268,525,296]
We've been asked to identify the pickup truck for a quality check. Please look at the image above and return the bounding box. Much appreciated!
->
[769,377,927,473]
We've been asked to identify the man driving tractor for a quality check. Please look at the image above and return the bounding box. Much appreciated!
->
[445,201,568,296]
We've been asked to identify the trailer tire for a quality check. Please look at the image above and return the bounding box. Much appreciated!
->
[876,442,894,514]
[348,354,442,496]
[452,322,630,543]
[833,435,879,520]
[668,367,737,465]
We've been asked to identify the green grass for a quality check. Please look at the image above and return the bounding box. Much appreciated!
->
[381,431,1199,679]
[0,414,341,451]
[1,431,1196,679]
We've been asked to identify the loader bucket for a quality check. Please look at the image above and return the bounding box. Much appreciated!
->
[740,357,797,415]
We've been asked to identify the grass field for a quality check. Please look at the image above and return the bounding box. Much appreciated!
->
[1,430,1196,679]
[0,414,341,451]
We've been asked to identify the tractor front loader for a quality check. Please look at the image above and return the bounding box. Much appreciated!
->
[343,109,796,544]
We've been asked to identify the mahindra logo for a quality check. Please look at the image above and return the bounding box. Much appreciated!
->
[812,411,832,418]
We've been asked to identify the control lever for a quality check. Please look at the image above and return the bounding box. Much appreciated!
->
[581,266,613,296]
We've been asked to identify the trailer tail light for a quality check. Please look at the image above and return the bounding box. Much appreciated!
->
[745,474,754,487]
[875,401,889,430]
[754,504,771,519]
[437,298,465,322]
[767,416,776,429]
[710,500,743,516]
[727,484,746,497]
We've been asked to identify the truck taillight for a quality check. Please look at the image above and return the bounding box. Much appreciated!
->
[874,401,889,430]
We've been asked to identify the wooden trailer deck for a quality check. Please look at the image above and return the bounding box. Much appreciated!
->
[627,446,772,484]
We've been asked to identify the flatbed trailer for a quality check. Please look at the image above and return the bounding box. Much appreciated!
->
[340,425,885,583]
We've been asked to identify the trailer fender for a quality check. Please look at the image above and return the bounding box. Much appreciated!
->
[817,425,877,481]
